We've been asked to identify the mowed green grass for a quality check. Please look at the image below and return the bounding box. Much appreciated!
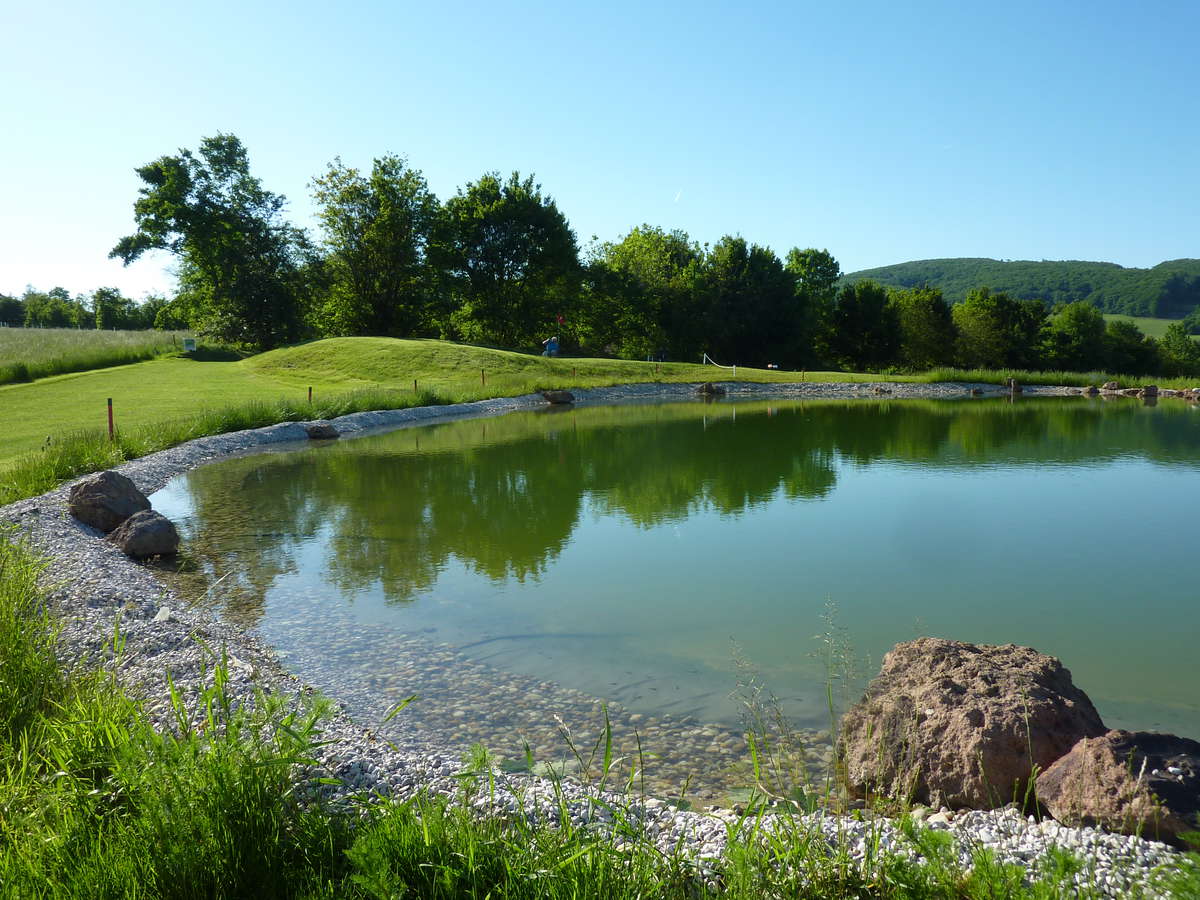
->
[1102,313,1199,340]
[0,337,902,469]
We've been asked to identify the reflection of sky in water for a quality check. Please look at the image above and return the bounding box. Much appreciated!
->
[153,399,1200,737]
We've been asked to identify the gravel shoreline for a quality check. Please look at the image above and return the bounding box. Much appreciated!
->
[0,381,1187,896]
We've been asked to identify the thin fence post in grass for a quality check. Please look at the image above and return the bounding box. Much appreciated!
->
[413,379,417,392]
[481,368,486,386]
[107,398,114,440]
[308,386,312,404]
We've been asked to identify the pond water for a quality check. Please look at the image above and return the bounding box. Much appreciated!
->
[152,396,1200,796]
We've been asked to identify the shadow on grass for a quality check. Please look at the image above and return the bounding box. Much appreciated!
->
[183,347,248,362]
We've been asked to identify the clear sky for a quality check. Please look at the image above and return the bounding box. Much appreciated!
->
[2,0,1197,300]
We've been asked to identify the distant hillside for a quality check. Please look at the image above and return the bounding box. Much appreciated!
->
[844,258,1200,317]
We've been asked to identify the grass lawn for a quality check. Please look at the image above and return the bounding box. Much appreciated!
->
[1102,313,1200,341]
[0,337,903,470]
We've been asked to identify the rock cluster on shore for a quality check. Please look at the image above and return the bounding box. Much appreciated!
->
[839,637,1200,848]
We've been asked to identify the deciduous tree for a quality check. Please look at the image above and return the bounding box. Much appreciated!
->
[110,133,308,349]
[887,286,956,369]
[311,155,441,337]
[434,172,580,348]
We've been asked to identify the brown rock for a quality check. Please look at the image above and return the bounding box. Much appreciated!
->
[838,638,1106,810]
[106,510,179,558]
[1083,385,1099,395]
[696,382,726,396]
[1102,381,1119,391]
[1037,730,1200,847]
[1141,384,1158,397]
[68,471,150,533]
[541,390,575,405]
[305,422,339,439]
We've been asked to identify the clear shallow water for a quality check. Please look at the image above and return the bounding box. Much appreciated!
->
[152,397,1200,740]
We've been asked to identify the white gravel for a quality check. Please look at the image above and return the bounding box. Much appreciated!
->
[0,382,1187,897]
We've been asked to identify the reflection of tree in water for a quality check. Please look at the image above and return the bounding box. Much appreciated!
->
[174,398,1200,623]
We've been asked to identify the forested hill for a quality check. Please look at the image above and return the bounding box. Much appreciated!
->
[844,258,1200,317]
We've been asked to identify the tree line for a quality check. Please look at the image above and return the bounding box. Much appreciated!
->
[847,257,1200,319]
[6,132,1198,377]
[0,286,167,330]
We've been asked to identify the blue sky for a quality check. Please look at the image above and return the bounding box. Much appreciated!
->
[2,0,1197,299]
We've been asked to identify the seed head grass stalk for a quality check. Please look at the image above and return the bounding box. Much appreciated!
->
[0,328,193,385]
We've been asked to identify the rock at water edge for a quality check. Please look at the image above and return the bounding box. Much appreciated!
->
[305,422,340,439]
[106,510,180,559]
[68,470,150,533]
[838,638,1106,810]
[1037,729,1200,847]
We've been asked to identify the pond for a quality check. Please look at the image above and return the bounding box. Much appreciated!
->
[152,395,1200,801]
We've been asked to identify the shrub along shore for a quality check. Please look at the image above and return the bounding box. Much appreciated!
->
[2,384,1197,897]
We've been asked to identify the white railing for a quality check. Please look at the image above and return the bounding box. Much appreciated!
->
[701,352,736,377]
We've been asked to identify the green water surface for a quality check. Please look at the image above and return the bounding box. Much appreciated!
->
[152,396,1200,738]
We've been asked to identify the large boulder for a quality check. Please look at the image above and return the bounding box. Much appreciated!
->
[1037,730,1200,847]
[696,382,726,396]
[838,638,1106,810]
[68,471,150,533]
[106,510,179,558]
[541,390,575,405]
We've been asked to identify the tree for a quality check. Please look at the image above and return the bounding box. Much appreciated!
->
[21,287,85,328]
[110,133,308,349]
[311,155,441,337]
[1159,322,1200,376]
[579,225,705,360]
[0,294,22,327]
[1042,301,1106,371]
[952,287,1047,369]
[785,247,841,365]
[92,287,137,330]
[434,172,580,348]
[1103,319,1160,375]
[887,286,956,370]
[701,236,800,366]
[828,279,900,371]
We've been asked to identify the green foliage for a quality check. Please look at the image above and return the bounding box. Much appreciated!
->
[952,288,1047,369]
[703,236,802,367]
[1182,305,1200,334]
[1102,319,1162,375]
[0,293,25,327]
[579,225,706,360]
[311,154,442,338]
[1159,322,1200,376]
[846,256,1200,318]
[1042,301,1107,371]
[111,133,310,349]
[786,247,842,365]
[21,286,91,328]
[435,171,580,348]
[91,286,138,330]
[829,280,899,371]
[887,286,956,370]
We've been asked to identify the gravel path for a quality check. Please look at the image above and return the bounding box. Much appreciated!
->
[0,382,1186,897]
